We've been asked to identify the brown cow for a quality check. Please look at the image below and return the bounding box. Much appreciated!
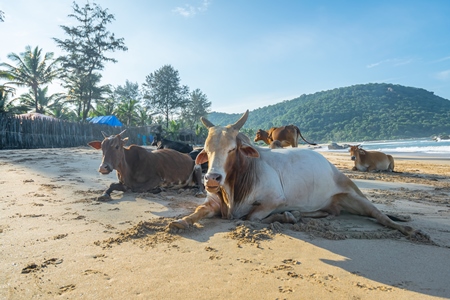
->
[349,145,395,172]
[254,125,316,147]
[169,110,425,239]
[88,130,205,200]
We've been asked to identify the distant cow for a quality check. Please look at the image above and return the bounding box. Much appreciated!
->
[254,125,316,148]
[189,148,208,173]
[88,130,205,200]
[349,145,395,172]
[151,136,193,153]
[169,110,424,239]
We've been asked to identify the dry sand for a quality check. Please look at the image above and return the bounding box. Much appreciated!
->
[0,146,449,299]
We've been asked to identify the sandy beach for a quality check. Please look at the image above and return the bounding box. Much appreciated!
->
[0,146,449,299]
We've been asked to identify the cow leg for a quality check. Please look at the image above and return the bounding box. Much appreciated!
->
[338,181,423,237]
[168,196,221,230]
[246,198,286,222]
[300,211,330,218]
[193,164,206,197]
[261,210,330,224]
[98,182,127,201]
[261,211,297,224]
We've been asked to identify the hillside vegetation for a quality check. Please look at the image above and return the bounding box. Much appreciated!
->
[208,83,450,143]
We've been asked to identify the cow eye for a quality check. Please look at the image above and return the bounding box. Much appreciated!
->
[115,145,119,150]
[228,148,235,153]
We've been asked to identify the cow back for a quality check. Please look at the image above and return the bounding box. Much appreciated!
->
[124,146,195,189]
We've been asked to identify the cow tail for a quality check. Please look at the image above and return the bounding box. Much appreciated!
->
[296,126,317,146]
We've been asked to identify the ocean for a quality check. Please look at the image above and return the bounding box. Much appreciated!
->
[316,138,450,156]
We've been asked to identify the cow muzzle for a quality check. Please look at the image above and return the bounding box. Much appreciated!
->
[204,172,222,193]
[98,164,113,174]
[351,156,356,161]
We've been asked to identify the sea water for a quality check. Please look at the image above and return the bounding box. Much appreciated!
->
[317,138,450,156]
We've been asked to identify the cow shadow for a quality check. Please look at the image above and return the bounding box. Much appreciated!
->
[161,213,449,298]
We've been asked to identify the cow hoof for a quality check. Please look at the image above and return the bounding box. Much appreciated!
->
[97,193,111,201]
[410,229,433,243]
[289,210,302,222]
[283,211,297,224]
[169,219,190,230]
[151,187,162,194]
[270,221,283,232]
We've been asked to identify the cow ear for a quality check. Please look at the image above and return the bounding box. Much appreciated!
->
[122,137,129,143]
[88,141,102,150]
[240,144,260,158]
[195,150,209,165]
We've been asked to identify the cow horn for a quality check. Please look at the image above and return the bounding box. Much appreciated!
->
[201,116,215,129]
[231,110,249,130]
[118,129,127,136]
[101,131,109,138]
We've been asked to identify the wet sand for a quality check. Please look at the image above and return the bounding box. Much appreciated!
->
[0,147,449,299]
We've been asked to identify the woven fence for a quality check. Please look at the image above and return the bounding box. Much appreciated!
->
[0,114,161,149]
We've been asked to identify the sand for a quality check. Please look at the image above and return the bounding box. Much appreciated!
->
[0,146,449,299]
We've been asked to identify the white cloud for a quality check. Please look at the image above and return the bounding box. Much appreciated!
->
[435,70,450,81]
[367,58,413,68]
[173,0,210,18]
[366,61,384,68]
[431,56,450,63]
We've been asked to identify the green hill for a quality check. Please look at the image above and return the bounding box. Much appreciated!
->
[207,83,450,143]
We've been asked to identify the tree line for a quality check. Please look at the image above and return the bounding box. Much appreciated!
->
[0,2,211,139]
[208,83,450,143]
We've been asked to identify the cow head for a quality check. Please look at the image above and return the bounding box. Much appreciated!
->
[349,145,363,161]
[195,110,259,194]
[88,130,128,175]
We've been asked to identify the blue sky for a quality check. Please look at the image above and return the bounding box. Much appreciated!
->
[1,0,449,113]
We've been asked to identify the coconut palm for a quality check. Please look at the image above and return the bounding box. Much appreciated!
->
[115,99,140,126]
[16,86,65,115]
[136,106,153,126]
[0,45,61,113]
[0,84,27,114]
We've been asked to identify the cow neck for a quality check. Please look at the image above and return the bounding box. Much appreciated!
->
[218,186,231,218]
[262,136,272,144]
[116,147,132,180]
[223,142,259,209]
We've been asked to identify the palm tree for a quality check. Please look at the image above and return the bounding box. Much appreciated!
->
[15,86,66,115]
[0,84,27,115]
[136,106,153,126]
[0,45,61,113]
[116,99,140,126]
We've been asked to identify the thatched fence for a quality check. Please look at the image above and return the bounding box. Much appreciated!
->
[0,114,162,150]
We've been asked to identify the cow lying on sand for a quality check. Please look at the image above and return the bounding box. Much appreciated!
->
[349,145,395,172]
[169,110,424,239]
[254,125,316,148]
[88,130,205,200]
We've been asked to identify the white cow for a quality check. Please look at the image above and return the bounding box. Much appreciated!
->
[169,110,423,238]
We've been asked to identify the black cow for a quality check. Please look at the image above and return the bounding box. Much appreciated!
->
[151,136,193,153]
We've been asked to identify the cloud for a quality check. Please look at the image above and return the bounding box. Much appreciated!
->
[173,0,210,18]
[366,61,384,68]
[366,58,413,68]
[431,56,450,63]
[435,70,450,81]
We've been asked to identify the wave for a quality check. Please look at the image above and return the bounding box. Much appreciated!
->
[319,139,450,154]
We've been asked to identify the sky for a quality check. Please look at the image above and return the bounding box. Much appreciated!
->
[1,0,450,114]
